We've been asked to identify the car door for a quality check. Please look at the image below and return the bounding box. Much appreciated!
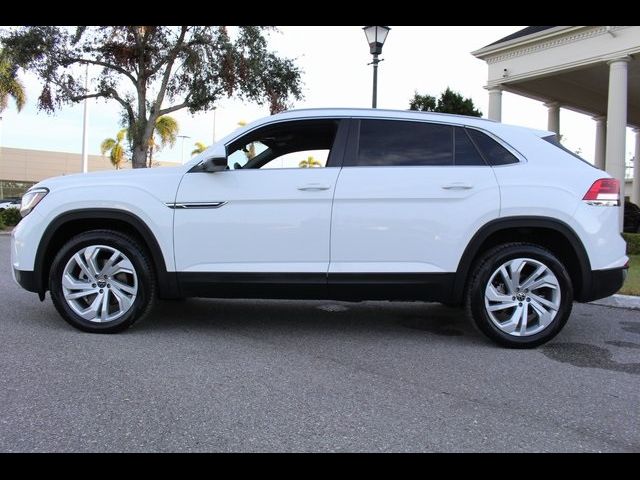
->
[328,118,500,300]
[173,118,348,297]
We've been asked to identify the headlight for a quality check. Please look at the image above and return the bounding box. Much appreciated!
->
[20,188,49,217]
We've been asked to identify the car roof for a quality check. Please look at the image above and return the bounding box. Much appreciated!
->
[260,108,552,137]
[188,107,553,167]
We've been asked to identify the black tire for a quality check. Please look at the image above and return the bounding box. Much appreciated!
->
[49,229,156,333]
[466,242,573,348]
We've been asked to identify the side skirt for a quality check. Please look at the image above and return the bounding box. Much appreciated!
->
[177,272,456,302]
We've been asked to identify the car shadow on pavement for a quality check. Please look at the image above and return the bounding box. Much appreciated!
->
[133,297,485,344]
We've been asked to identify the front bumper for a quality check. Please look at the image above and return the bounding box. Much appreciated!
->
[13,267,39,293]
[580,266,628,302]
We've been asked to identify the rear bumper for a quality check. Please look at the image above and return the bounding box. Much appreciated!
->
[580,266,628,302]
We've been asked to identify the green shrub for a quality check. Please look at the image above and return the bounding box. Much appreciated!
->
[622,233,640,255]
[0,207,21,227]
[0,214,5,230]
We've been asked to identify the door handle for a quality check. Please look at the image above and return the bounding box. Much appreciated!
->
[441,183,473,190]
[297,184,331,191]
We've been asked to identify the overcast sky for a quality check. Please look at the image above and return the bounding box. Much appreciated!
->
[0,26,636,166]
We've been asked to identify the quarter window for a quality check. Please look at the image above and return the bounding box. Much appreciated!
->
[353,120,453,167]
[466,128,519,166]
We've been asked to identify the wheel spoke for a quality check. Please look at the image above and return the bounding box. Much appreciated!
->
[529,297,555,329]
[519,302,529,335]
[110,279,136,295]
[73,253,95,280]
[499,304,523,334]
[78,292,104,321]
[62,272,91,291]
[507,258,526,290]
[499,266,516,294]
[100,251,121,277]
[110,286,133,312]
[487,301,519,312]
[519,264,547,290]
[485,284,512,303]
[528,292,559,311]
[99,290,110,321]
[107,257,135,276]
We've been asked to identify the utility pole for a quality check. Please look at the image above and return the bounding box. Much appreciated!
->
[81,62,89,173]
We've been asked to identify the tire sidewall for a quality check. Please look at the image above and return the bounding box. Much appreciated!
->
[470,245,573,348]
[50,231,153,333]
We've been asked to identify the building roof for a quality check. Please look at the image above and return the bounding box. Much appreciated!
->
[485,26,557,48]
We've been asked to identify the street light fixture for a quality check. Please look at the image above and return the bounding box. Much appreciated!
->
[363,26,390,108]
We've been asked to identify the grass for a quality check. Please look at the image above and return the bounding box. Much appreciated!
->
[620,254,640,296]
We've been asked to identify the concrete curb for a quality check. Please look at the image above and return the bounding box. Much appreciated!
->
[590,294,640,310]
[0,229,14,236]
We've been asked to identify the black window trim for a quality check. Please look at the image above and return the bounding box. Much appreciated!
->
[454,126,488,167]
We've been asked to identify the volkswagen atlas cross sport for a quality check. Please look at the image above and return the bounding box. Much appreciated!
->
[11,108,628,348]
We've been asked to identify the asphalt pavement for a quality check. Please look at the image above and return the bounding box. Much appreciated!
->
[1,236,639,452]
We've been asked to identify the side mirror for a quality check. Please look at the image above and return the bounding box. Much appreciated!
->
[203,156,228,173]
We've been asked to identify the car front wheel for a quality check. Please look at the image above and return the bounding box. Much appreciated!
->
[467,243,573,348]
[49,230,155,333]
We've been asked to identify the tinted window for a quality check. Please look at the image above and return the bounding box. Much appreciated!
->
[454,127,486,166]
[353,120,453,167]
[467,129,519,166]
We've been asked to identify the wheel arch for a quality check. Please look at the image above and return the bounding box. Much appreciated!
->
[453,216,592,305]
[34,209,179,300]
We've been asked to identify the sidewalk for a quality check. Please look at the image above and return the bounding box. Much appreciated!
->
[589,294,640,310]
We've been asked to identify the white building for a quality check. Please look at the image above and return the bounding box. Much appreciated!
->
[473,26,640,208]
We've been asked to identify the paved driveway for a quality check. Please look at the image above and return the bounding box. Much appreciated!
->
[0,236,639,452]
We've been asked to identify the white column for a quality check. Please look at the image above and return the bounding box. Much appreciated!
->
[593,115,607,170]
[605,57,630,230]
[544,102,560,135]
[633,128,640,205]
[487,87,502,122]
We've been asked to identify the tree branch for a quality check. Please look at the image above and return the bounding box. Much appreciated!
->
[65,57,138,86]
[153,27,188,112]
[158,101,189,116]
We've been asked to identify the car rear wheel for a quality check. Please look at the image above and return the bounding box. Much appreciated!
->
[467,243,573,348]
[49,230,155,333]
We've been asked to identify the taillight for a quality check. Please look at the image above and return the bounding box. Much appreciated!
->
[583,178,620,206]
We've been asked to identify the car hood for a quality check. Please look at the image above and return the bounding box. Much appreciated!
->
[32,165,189,204]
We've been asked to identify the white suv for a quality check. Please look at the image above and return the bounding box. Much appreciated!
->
[11,108,628,347]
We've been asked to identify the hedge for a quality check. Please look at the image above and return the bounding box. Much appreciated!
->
[0,215,5,230]
[623,233,640,255]
[0,207,21,227]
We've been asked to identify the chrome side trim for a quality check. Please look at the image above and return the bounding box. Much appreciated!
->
[166,201,228,209]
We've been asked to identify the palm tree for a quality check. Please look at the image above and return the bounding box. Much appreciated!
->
[191,141,207,156]
[100,129,128,169]
[299,156,322,168]
[0,49,26,113]
[147,115,179,167]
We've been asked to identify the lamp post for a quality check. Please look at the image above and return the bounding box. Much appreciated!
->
[178,135,190,164]
[363,26,390,108]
